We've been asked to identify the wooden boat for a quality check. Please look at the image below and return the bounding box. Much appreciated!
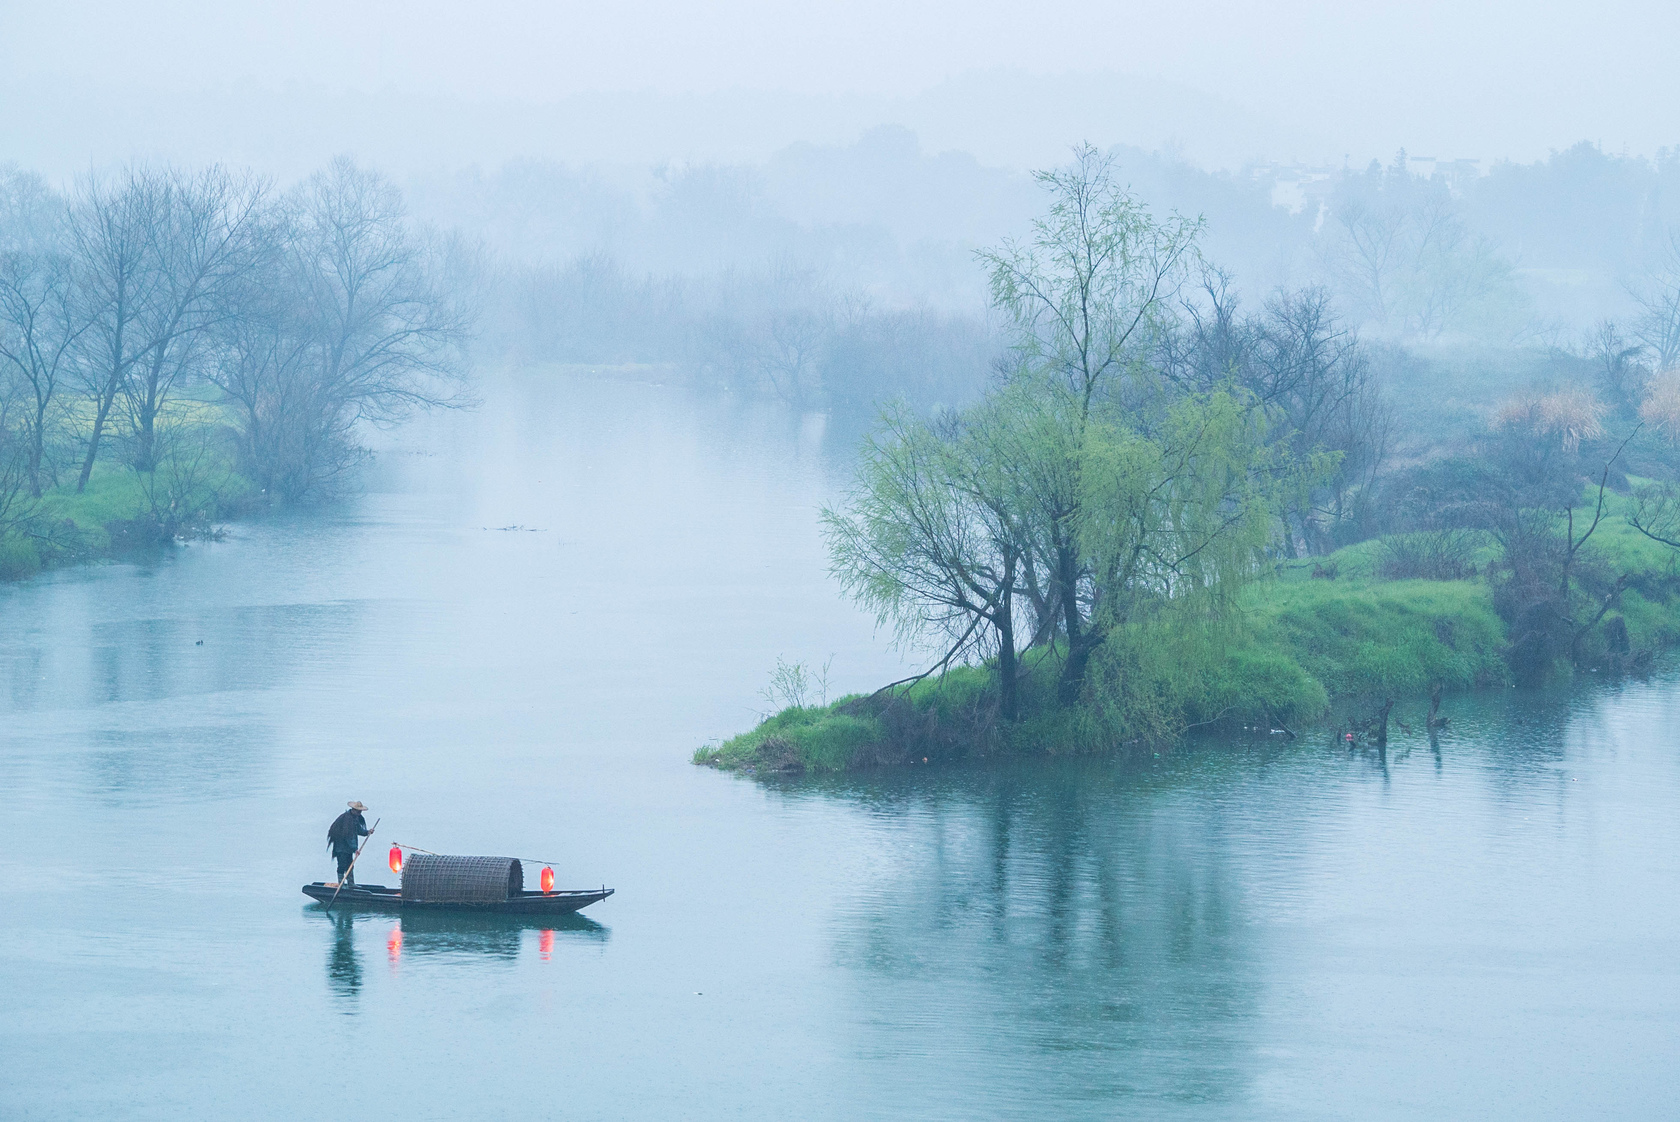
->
[302,881,612,914]
[302,854,612,915]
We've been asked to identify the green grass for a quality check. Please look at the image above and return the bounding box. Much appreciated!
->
[1,453,252,581]
[695,704,886,772]
[1241,576,1510,699]
[703,489,1680,774]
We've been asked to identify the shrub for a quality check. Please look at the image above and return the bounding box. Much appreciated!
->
[1191,645,1328,729]
[1376,529,1480,580]
[0,536,40,580]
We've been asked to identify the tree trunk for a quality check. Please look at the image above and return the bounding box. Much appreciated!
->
[1057,632,1100,706]
[1053,540,1087,706]
[76,376,121,492]
[996,591,1018,723]
[134,409,156,473]
[132,349,169,473]
[27,401,45,498]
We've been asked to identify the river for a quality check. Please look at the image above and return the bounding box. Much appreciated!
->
[3,370,1679,1119]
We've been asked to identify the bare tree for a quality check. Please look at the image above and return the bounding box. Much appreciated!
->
[66,168,165,491]
[1581,319,1650,422]
[1253,289,1391,551]
[0,249,87,494]
[121,166,267,473]
[66,166,268,489]
[0,355,34,534]
[0,166,60,252]
[756,308,828,409]
[1631,230,1680,371]
[1319,157,1520,340]
[1322,189,1407,329]
[206,158,470,501]
[1164,278,1391,554]
[206,252,324,499]
[132,412,238,539]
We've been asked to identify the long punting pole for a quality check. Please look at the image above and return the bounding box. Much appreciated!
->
[324,817,380,911]
[393,841,568,869]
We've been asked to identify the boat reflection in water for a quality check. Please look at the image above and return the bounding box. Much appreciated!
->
[310,904,608,999]
[388,908,608,961]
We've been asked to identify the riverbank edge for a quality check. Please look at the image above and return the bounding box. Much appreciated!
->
[697,515,1680,775]
[0,461,256,582]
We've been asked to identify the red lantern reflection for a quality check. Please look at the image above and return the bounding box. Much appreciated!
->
[540,866,554,894]
[389,846,403,875]
[539,929,554,960]
[387,926,403,963]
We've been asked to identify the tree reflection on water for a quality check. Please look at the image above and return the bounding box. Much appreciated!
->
[778,755,1270,1108]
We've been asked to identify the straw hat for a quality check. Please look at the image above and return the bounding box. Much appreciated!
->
[347,800,367,811]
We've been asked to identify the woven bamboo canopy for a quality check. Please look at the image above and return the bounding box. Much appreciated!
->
[400,854,524,904]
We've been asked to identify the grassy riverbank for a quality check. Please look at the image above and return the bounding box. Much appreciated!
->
[699,495,1680,774]
[0,459,252,581]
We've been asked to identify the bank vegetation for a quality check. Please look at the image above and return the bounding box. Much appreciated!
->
[0,159,470,579]
[701,148,1680,773]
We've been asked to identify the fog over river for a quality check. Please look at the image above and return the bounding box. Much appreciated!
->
[3,372,1679,1119]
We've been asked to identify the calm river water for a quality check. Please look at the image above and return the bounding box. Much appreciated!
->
[3,372,1679,1120]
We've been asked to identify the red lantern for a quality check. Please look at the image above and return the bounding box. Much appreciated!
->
[540,866,554,894]
[389,845,403,875]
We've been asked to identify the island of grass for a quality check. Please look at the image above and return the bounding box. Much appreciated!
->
[698,501,1680,774]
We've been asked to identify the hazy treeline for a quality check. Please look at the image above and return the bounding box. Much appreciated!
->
[1319,144,1680,343]
[426,132,1680,353]
[487,255,995,411]
[0,157,468,547]
[432,132,1680,424]
[7,132,1680,572]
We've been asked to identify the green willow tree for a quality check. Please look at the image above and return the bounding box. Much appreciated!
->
[826,146,1295,728]
[824,402,1030,719]
[977,144,1207,703]
[825,384,1280,722]
[1073,391,1282,726]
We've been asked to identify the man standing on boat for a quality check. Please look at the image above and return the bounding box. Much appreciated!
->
[327,801,371,885]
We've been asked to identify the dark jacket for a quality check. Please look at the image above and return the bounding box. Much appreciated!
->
[327,809,370,854]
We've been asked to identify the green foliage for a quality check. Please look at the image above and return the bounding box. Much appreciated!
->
[695,704,886,773]
[1248,576,1510,698]
[706,153,1680,777]
[702,569,1533,773]
[0,445,251,580]
[1192,645,1329,729]
[1081,621,1222,747]
[0,535,40,580]
[980,143,1201,407]
[1080,390,1284,627]
[897,662,1000,718]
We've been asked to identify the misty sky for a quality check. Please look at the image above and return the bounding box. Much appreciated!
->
[4,0,1678,174]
